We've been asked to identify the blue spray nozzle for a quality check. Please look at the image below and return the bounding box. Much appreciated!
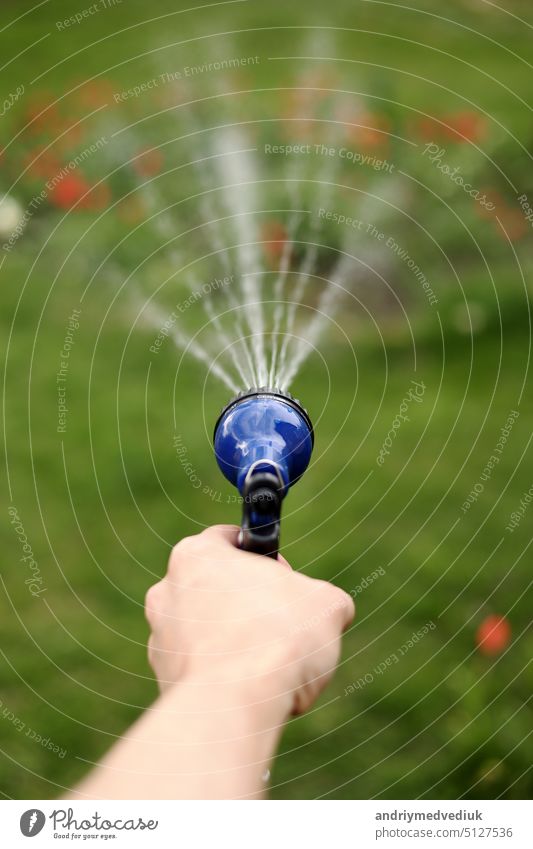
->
[213,387,314,557]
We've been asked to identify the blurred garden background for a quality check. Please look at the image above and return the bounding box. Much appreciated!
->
[1,0,532,799]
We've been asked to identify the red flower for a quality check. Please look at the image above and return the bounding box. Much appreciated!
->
[412,116,442,141]
[83,181,111,211]
[53,120,84,150]
[494,208,528,242]
[24,93,59,134]
[133,148,164,177]
[344,111,391,149]
[413,111,486,144]
[262,220,288,264]
[280,90,314,140]
[475,188,503,219]
[282,89,313,116]
[24,148,61,180]
[281,80,337,142]
[49,172,111,211]
[49,173,92,208]
[476,615,511,656]
[444,111,487,143]
[77,79,115,109]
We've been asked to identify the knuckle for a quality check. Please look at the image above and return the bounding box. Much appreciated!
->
[147,635,155,665]
[314,580,355,628]
[169,533,211,577]
[168,539,193,572]
[313,578,340,603]
[144,582,163,622]
[172,534,201,559]
[337,587,355,616]
[332,588,355,627]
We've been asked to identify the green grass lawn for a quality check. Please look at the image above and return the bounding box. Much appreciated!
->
[1,0,532,800]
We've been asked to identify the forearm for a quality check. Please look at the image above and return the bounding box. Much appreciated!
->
[69,675,291,800]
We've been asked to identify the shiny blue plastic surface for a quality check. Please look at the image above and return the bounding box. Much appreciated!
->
[214,395,313,495]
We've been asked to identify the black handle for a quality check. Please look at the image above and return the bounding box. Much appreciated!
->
[238,473,282,559]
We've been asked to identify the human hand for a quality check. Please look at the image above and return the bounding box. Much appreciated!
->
[145,525,354,717]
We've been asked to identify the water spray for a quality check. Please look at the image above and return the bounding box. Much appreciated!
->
[214,388,314,558]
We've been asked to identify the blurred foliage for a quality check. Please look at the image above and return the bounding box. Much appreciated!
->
[1,0,532,800]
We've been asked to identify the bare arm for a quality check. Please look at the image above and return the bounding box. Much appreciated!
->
[69,525,354,800]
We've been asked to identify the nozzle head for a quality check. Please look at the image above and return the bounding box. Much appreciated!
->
[213,387,314,496]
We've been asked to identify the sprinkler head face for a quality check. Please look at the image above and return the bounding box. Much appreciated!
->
[213,387,314,494]
[213,387,314,558]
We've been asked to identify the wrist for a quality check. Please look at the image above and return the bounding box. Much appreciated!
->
[174,660,294,725]
[169,642,298,718]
